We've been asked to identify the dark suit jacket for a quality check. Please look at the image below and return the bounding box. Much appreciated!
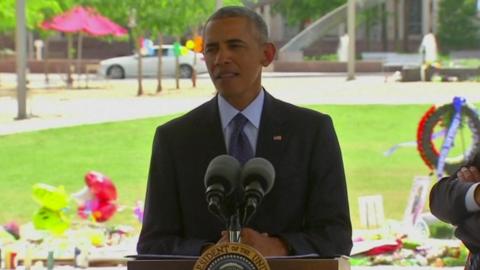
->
[137,91,352,256]
[430,175,480,252]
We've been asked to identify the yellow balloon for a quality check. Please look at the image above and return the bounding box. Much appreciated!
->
[186,40,195,50]
[33,207,70,235]
[32,183,70,211]
[180,47,189,56]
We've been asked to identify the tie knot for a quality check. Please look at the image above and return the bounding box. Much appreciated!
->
[231,113,249,130]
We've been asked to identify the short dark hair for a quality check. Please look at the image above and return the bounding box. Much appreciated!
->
[204,6,269,43]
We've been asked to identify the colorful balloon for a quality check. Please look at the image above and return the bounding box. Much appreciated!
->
[180,47,189,56]
[186,40,195,50]
[142,38,155,56]
[33,207,70,234]
[32,183,70,211]
[76,171,118,223]
[193,36,203,53]
[173,42,181,57]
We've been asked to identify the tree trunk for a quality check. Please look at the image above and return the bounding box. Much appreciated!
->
[76,33,83,88]
[44,37,50,84]
[66,34,73,88]
[192,52,197,88]
[28,31,34,60]
[156,32,163,93]
[191,29,198,88]
[137,35,143,96]
[175,36,180,90]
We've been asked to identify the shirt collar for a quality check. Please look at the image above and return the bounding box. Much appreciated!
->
[218,89,264,129]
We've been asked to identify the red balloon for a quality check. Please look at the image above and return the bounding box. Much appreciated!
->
[77,171,118,222]
[85,171,117,201]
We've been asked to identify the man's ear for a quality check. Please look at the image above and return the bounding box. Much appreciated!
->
[262,43,276,67]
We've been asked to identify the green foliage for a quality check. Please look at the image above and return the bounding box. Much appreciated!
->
[273,0,347,26]
[27,0,63,29]
[0,0,63,34]
[428,222,455,239]
[455,58,480,68]
[438,0,480,51]
[304,54,338,61]
[0,0,15,34]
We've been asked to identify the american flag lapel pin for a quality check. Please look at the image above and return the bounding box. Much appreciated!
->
[273,135,282,141]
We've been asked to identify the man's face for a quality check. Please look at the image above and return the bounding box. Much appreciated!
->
[203,17,272,109]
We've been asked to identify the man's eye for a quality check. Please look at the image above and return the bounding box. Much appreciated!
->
[205,48,216,53]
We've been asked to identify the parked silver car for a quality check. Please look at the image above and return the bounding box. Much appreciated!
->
[98,45,208,79]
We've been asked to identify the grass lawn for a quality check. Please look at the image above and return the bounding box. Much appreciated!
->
[0,105,434,230]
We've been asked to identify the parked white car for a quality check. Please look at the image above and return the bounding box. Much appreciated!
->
[98,45,208,79]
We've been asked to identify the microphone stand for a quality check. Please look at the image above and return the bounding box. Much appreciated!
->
[228,210,241,243]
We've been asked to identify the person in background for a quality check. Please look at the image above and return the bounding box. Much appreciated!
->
[430,152,480,269]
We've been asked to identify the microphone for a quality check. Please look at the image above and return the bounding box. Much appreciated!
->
[240,157,275,225]
[204,155,241,224]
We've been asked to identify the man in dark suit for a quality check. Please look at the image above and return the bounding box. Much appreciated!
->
[137,6,352,257]
[430,152,480,269]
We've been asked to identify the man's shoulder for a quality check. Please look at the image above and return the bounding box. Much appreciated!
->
[272,97,331,122]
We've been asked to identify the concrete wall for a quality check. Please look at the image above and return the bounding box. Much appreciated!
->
[0,59,100,73]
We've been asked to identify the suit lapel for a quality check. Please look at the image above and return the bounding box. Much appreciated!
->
[256,91,286,170]
[200,92,286,168]
[202,95,228,158]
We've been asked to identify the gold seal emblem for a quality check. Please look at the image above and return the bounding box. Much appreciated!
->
[194,242,270,270]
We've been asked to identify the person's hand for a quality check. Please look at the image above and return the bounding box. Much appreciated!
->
[218,231,229,244]
[457,166,480,182]
[201,231,229,254]
[239,228,288,257]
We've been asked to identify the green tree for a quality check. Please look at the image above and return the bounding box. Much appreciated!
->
[77,0,148,95]
[273,0,346,27]
[438,0,479,51]
[0,0,15,35]
[0,0,63,36]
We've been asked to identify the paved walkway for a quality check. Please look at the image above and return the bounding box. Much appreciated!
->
[1,72,479,135]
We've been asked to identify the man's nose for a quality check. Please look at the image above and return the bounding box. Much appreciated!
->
[214,48,232,65]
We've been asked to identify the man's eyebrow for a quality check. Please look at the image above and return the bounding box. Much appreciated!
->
[226,39,246,45]
[205,42,218,48]
[205,39,246,47]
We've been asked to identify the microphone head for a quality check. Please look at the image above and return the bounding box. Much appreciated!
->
[204,155,241,196]
[241,157,275,194]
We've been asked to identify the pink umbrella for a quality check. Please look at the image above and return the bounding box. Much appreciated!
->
[41,6,127,36]
[41,6,127,87]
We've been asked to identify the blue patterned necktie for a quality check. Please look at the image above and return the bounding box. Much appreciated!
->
[469,253,480,270]
[228,113,254,165]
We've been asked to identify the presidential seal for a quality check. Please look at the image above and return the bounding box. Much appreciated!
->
[194,243,270,270]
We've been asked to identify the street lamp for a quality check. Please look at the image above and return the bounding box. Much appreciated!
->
[16,0,27,119]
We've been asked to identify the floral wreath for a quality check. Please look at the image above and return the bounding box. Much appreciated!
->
[417,98,480,176]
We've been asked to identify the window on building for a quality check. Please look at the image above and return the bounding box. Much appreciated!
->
[408,0,422,35]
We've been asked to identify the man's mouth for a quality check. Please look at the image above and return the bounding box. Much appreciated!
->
[215,72,239,80]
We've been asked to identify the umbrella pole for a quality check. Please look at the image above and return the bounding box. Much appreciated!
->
[76,32,83,88]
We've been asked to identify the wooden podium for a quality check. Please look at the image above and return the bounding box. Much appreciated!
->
[127,257,350,270]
